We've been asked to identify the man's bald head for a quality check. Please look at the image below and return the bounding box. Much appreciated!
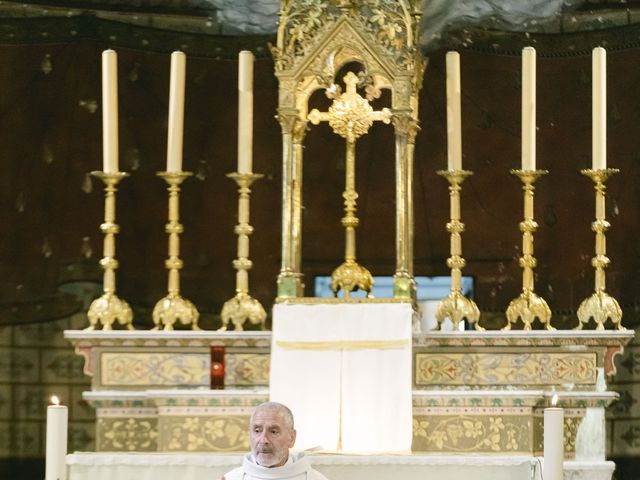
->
[251,402,295,429]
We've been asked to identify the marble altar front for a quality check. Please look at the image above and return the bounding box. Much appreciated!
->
[64,328,632,461]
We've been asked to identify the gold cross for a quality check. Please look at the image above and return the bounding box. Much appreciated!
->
[308,71,391,142]
[306,71,392,298]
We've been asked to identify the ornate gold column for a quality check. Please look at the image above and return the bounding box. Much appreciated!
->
[392,113,419,300]
[292,119,307,289]
[276,109,305,298]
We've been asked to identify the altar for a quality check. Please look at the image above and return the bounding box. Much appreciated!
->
[64,452,616,480]
[64,327,631,460]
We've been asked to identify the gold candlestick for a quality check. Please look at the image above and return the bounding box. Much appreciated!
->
[435,169,481,331]
[86,171,134,330]
[152,171,200,330]
[504,169,553,330]
[577,168,625,330]
[220,172,267,331]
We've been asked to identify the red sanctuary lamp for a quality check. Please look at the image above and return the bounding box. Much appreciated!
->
[210,346,225,389]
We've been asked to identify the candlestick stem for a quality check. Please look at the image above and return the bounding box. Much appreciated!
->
[577,168,625,330]
[152,171,200,330]
[330,138,374,299]
[504,169,552,330]
[220,172,267,331]
[86,171,134,330]
[435,169,481,331]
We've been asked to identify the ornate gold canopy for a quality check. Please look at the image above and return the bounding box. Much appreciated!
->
[271,0,425,300]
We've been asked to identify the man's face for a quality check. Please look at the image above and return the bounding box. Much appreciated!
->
[250,407,296,467]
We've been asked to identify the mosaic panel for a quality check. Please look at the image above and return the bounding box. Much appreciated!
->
[71,386,95,421]
[0,384,11,420]
[42,348,87,384]
[532,410,582,457]
[97,416,158,452]
[0,421,42,458]
[159,415,250,452]
[69,421,96,452]
[155,396,267,408]
[412,411,532,454]
[0,420,11,457]
[612,345,640,382]
[15,385,72,421]
[414,396,536,408]
[0,347,40,383]
[414,352,597,386]
[0,326,11,346]
[225,353,270,386]
[607,383,640,418]
[611,418,640,456]
[100,352,209,387]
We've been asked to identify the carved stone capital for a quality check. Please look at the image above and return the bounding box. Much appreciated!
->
[277,109,303,136]
[392,113,420,143]
[292,118,308,144]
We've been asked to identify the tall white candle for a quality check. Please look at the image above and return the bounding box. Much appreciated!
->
[102,49,119,174]
[592,47,607,170]
[543,396,564,480]
[237,50,254,174]
[45,396,68,480]
[166,51,186,172]
[446,51,462,171]
[521,47,536,171]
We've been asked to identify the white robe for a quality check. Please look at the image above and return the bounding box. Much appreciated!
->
[223,452,328,480]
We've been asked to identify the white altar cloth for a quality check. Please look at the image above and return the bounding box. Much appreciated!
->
[66,453,536,480]
[66,452,614,480]
[270,303,413,453]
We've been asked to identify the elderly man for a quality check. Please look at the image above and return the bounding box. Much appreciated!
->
[223,402,329,480]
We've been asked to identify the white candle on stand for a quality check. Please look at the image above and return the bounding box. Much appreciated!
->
[166,51,186,172]
[102,49,119,174]
[45,395,68,480]
[543,394,564,480]
[237,50,254,174]
[446,51,462,171]
[592,47,607,170]
[521,47,536,171]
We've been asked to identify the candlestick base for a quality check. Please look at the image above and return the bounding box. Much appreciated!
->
[219,292,267,331]
[577,292,623,330]
[331,259,374,299]
[152,293,200,331]
[86,292,134,330]
[435,291,482,331]
[504,291,553,331]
